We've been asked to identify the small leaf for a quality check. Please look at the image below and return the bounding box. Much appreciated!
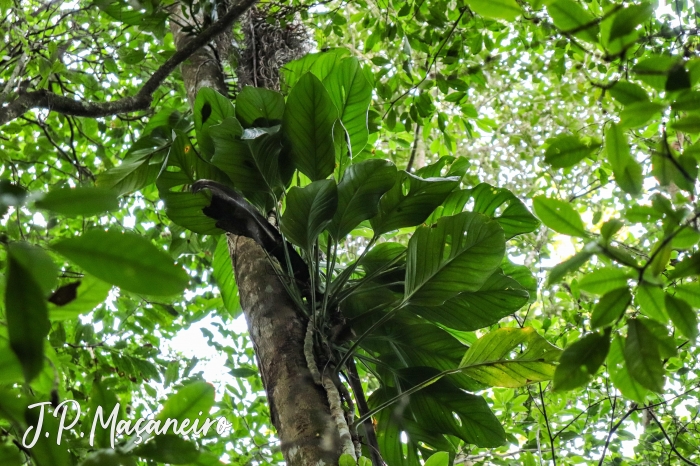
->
[624,319,665,393]
[665,293,698,340]
[553,331,610,391]
[591,287,630,329]
[281,179,338,252]
[544,134,599,168]
[578,267,631,295]
[532,196,587,237]
[605,123,642,195]
[548,250,593,285]
[51,230,189,296]
[424,452,450,466]
[635,284,667,322]
[283,72,338,181]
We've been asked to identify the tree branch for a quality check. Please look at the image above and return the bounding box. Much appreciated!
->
[0,0,258,126]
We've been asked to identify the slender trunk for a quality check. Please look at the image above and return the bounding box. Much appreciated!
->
[169,4,340,465]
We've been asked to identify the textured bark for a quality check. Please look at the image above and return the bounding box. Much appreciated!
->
[170,3,341,465]
[229,235,340,465]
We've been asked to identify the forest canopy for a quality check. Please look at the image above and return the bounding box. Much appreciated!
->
[1,0,700,465]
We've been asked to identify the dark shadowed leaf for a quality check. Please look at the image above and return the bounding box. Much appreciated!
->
[591,287,631,329]
[553,331,610,391]
[624,319,665,393]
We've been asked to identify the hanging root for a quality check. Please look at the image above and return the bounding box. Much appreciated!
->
[304,322,357,460]
[235,5,310,90]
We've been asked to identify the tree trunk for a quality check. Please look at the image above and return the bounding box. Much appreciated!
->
[169,4,341,465]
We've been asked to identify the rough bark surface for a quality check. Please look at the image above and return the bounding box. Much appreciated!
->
[229,235,340,465]
[170,3,341,465]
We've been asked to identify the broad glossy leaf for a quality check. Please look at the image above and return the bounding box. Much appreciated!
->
[665,293,698,340]
[35,186,119,217]
[605,123,642,195]
[465,183,539,239]
[371,172,459,235]
[281,48,351,90]
[405,212,505,306]
[465,0,521,21]
[48,274,112,320]
[96,135,168,195]
[544,134,599,168]
[553,331,610,391]
[51,229,189,296]
[408,271,528,331]
[212,236,240,316]
[235,86,285,127]
[283,72,338,181]
[194,87,236,158]
[624,319,665,393]
[210,120,291,199]
[533,196,587,237]
[547,0,599,43]
[5,256,49,382]
[578,267,632,295]
[323,57,372,156]
[281,179,338,251]
[459,327,560,387]
[591,287,631,329]
[329,159,397,239]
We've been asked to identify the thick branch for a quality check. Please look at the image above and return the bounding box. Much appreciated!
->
[0,0,257,126]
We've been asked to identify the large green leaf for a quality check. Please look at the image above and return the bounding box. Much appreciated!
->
[212,236,240,316]
[547,0,599,43]
[7,242,57,295]
[405,212,505,306]
[328,159,397,239]
[5,255,50,382]
[235,86,285,127]
[48,274,112,320]
[459,327,560,387]
[193,87,236,158]
[0,345,23,385]
[156,381,215,423]
[157,131,224,234]
[95,135,169,195]
[370,172,459,235]
[605,123,643,195]
[544,134,599,168]
[465,183,539,239]
[624,319,665,393]
[281,179,338,252]
[607,335,649,404]
[466,0,521,20]
[608,3,653,41]
[34,186,119,217]
[578,267,632,295]
[281,48,351,90]
[407,271,529,331]
[635,283,667,322]
[553,331,610,391]
[134,435,200,464]
[323,57,372,156]
[283,72,338,181]
[533,196,587,237]
[51,229,189,296]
